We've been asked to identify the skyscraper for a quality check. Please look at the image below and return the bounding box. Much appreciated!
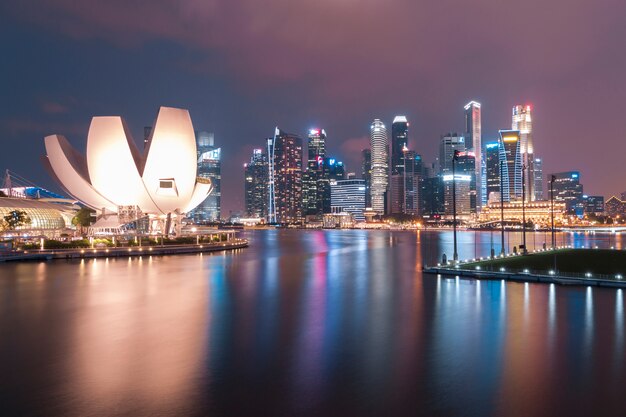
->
[443,174,471,216]
[420,175,444,217]
[244,148,268,219]
[389,117,408,214]
[330,179,366,221]
[370,119,388,214]
[439,133,465,174]
[552,171,584,215]
[485,142,501,203]
[498,130,522,202]
[512,105,534,201]
[267,128,303,224]
[455,151,476,212]
[361,149,372,208]
[192,131,221,222]
[464,101,482,207]
[533,157,544,201]
[391,116,409,175]
[403,150,421,215]
[303,128,327,215]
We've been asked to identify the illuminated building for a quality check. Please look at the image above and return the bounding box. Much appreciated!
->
[370,119,388,214]
[267,128,303,224]
[190,131,220,222]
[485,142,501,202]
[551,171,584,215]
[389,174,403,214]
[391,116,409,175]
[605,196,626,219]
[323,210,355,229]
[478,200,566,225]
[390,116,409,213]
[403,150,421,215]
[512,105,534,201]
[303,129,327,215]
[361,149,372,208]
[498,130,522,202]
[464,101,482,207]
[455,151,476,212]
[0,197,80,238]
[533,158,544,201]
[244,149,268,219]
[582,195,604,216]
[439,133,465,174]
[42,106,213,234]
[420,175,444,217]
[330,179,366,221]
[443,174,471,216]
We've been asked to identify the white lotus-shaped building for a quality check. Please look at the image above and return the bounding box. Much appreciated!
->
[42,106,212,222]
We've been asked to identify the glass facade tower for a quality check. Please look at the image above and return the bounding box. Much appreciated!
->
[192,131,221,222]
[370,119,388,214]
[464,101,482,207]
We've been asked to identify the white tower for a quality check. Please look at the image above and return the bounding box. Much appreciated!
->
[369,119,388,214]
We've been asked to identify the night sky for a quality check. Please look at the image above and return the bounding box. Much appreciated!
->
[2,1,626,215]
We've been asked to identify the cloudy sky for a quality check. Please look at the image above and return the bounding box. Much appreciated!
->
[2,0,625,214]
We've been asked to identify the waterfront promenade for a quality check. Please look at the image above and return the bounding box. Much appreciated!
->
[0,239,248,262]
[425,247,626,288]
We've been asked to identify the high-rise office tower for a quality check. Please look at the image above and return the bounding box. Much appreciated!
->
[391,116,409,175]
[330,179,366,221]
[389,173,404,214]
[267,128,303,224]
[551,171,584,215]
[402,149,421,215]
[192,131,221,222]
[498,130,522,202]
[303,128,327,215]
[390,116,409,213]
[512,105,534,201]
[443,173,471,216]
[439,133,466,174]
[582,195,604,216]
[370,119,388,214]
[244,148,268,219]
[464,101,482,207]
[456,151,476,212]
[485,142,501,203]
[420,175,445,217]
[533,157,544,201]
[361,149,372,208]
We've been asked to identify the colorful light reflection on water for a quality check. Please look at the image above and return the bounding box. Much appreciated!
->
[0,229,625,416]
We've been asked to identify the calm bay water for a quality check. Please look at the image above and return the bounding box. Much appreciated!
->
[1,229,625,416]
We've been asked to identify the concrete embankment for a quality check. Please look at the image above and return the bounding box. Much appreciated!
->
[0,239,248,263]
[424,265,626,288]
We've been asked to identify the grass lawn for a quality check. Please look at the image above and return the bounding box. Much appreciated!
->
[464,249,626,276]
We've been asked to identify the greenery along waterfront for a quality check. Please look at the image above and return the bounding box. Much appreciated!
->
[464,248,626,276]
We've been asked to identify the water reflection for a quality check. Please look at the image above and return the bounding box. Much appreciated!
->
[0,230,625,416]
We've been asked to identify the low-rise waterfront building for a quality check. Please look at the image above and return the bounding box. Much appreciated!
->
[478,200,566,225]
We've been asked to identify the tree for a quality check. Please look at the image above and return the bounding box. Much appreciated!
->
[3,210,31,230]
[72,207,95,234]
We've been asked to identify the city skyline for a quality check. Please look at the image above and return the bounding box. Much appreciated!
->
[2,1,626,215]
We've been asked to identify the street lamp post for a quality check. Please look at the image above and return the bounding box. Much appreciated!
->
[500,158,505,255]
[522,164,527,254]
[550,175,556,248]
[452,150,459,262]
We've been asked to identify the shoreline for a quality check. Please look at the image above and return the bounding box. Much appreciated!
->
[0,239,248,263]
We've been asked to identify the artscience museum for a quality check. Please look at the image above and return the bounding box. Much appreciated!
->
[42,106,213,235]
